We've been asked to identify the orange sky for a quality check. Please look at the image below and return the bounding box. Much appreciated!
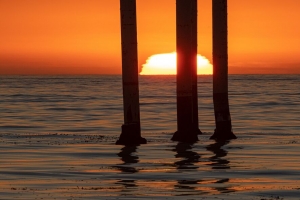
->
[0,0,299,75]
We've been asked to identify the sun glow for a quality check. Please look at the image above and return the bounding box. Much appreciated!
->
[140,52,212,75]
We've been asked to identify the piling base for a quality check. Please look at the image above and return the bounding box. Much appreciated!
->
[116,123,147,145]
[171,128,201,143]
[210,122,237,141]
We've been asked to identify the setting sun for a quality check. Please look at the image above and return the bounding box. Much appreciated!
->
[140,52,212,75]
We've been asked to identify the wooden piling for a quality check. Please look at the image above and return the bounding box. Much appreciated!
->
[172,0,201,143]
[116,0,147,145]
[211,0,236,140]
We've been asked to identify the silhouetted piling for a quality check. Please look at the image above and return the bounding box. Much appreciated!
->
[211,0,236,140]
[172,0,201,143]
[116,0,146,145]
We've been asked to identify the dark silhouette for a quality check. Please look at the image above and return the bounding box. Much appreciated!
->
[172,0,201,143]
[211,0,236,140]
[116,0,146,145]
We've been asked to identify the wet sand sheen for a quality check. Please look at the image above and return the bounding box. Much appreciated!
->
[1,132,299,199]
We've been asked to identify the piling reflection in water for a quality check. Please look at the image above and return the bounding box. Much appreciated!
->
[172,143,200,170]
[172,142,202,195]
[114,146,139,195]
[206,140,230,169]
[171,140,237,195]
[115,146,139,173]
[173,143,208,195]
[206,140,236,194]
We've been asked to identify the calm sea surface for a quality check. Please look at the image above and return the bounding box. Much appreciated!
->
[0,75,299,199]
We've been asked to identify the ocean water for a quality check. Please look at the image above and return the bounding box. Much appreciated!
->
[0,75,299,199]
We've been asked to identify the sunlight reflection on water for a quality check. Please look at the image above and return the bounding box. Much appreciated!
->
[0,75,300,199]
[0,75,299,135]
[1,132,300,199]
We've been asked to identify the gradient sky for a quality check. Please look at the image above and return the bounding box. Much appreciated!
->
[0,0,299,75]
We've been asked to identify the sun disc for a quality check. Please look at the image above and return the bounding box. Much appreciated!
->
[140,52,212,75]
